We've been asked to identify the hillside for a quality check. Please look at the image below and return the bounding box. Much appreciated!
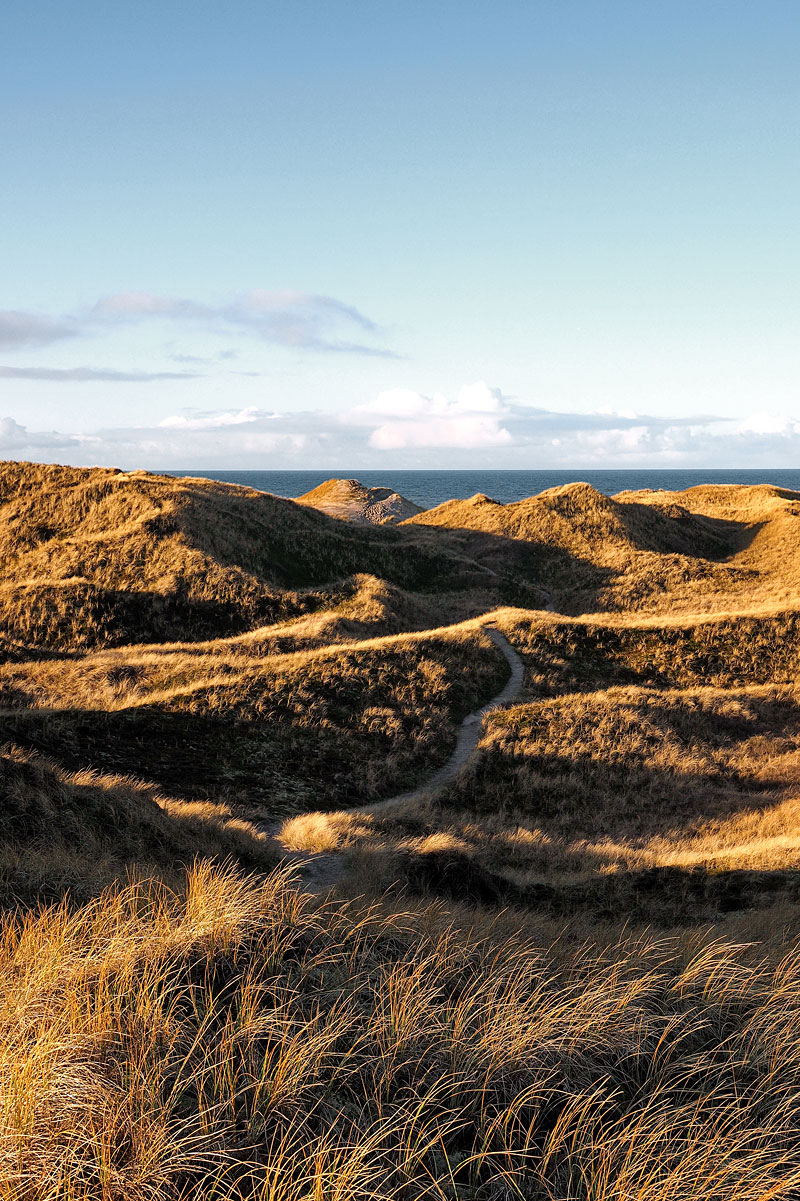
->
[0,462,496,651]
[615,482,800,606]
[406,480,800,614]
[6,466,794,658]
[4,461,800,1200]
[0,744,276,906]
[0,623,507,816]
[297,476,423,523]
[407,480,733,559]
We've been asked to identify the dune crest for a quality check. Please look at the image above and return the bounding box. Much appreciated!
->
[298,476,423,524]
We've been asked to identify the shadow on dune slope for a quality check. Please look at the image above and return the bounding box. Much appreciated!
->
[0,744,277,907]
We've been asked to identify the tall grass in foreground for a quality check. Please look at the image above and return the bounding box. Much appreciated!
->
[4,862,800,1199]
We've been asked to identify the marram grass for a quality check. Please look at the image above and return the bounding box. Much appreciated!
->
[4,860,800,1200]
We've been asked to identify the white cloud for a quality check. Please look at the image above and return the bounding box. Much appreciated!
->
[349,381,505,422]
[455,381,506,413]
[0,417,89,452]
[370,415,511,451]
[346,381,511,449]
[1,387,798,470]
[369,413,511,451]
[735,414,800,437]
[159,407,266,431]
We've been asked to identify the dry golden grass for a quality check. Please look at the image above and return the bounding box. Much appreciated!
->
[495,606,800,691]
[0,744,278,907]
[407,480,800,615]
[7,860,800,1200]
[0,621,507,814]
[0,462,498,652]
[5,464,800,1198]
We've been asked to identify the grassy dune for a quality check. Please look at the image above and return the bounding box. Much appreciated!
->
[407,480,800,614]
[344,679,800,920]
[0,463,498,652]
[0,745,276,907]
[6,864,800,1201]
[288,607,800,922]
[4,463,800,1199]
[497,607,800,691]
[0,624,506,818]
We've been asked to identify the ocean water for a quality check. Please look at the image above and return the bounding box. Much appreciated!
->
[168,469,800,511]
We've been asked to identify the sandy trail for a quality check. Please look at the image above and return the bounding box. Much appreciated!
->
[363,627,524,817]
[262,620,527,890]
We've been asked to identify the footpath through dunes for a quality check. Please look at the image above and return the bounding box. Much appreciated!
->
[367,624,527,808]
[0,616,511,824]
[280,602,800,914]
[272,622,526,887]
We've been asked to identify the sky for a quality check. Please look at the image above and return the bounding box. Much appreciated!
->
[2,0,799,469]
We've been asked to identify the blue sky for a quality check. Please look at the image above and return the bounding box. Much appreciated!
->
[2,1,799,468]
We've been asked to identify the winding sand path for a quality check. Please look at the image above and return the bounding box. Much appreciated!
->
[264,621,527,889]
[363,626,524,817]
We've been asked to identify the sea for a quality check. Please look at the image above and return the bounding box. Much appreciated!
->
[167,469,800,511]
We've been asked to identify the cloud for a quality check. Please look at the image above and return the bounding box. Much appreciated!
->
[92,293,209,320]
[159,407,266,431]
[0,417,88,452]
[370,416,511,450]
[169,349,239,365]
[0,311,76,350]
[736,414,800,437]
[0,365,199,382]
[516,413,800,466]
[0,290,395,363]
[346,382,511,449]
[1,384,798,469]
[91,289,397,357]
[341,381,717,452]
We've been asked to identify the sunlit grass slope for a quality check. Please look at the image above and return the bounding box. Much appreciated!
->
[0,462,496,651]
[0,623,507,814]
[7,861,800,1201]
[406,480,800,614]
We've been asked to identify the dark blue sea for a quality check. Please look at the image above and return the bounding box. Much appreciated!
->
[168,470,800,511]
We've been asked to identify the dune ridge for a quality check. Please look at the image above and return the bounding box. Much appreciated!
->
[4,461,800,1199]
[297,475,423,523]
